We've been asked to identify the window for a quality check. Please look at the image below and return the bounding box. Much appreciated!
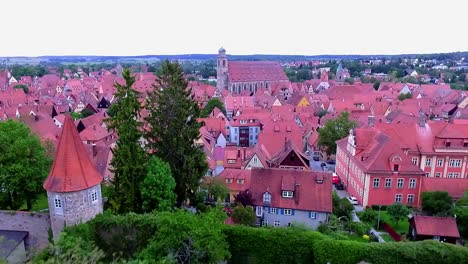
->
[274,221,280,226]
[226,178,233,183]
[91,189,98,203]
[412,157,418,165]
[253,157,258,163]
[448,172,460,178]
[409,178,416,189]
[464,142,468,148]
[449,159,462,167]
[262,220,268,226]
[309,212,317,219]
[263,192,271,203]
[435,172,442,178]
[270,208,277,214]
[373,178,380,188]
[255,206,263,216]
[407,194,415,204]
[445,142,451,147]
[237,179,244,184]
[54,197,62,208]
[425,159,432,167]
[397,178,404,189]
[240,120,247,124]
[282,191,293,198]
[284,209,292,215]
[227,159,236,164]
[437,159,443,167]
[393,164,399,172]
[395,194,402,203]
[385,178,392,188]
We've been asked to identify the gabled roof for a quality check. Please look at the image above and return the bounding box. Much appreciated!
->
[43,115,102,192]
[228,61,288,82]
[412,215,460,238]
[249,168,332,212]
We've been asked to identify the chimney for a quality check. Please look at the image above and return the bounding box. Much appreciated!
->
[237,148,241,158]
[418,112,426,127]
[368,115,375,127]
[92,143,97,157]
[294,183,300,204]
[284,136,288,150]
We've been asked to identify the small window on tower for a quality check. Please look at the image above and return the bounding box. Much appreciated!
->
[91,189,98,203]
[54,197,62,208]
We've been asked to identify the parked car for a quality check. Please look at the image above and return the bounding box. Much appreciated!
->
[335,183,344,190]
[327,160,336,165]
[313,156,320,162]
[346,196,358,205]
[320,162,327,167]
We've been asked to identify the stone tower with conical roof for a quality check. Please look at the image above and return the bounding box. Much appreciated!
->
[43,114,103,238]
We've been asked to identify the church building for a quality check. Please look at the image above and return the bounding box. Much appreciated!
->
[216,47,289,94]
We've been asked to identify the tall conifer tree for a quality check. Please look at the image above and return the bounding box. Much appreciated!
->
[145,60,207,206]
[106,69,147,213]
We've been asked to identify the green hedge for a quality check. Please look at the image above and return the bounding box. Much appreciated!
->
[223,225,327,264]
[313,239,468,264]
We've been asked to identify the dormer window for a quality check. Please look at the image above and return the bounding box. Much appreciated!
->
[237,179,244,184]
[226,178,233,183]
[263,192,271,204]
[240,120,247,125]
[445,140,451,147]
[282,191,293,198]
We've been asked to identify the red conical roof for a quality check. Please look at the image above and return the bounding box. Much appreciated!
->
[43,114,102,192]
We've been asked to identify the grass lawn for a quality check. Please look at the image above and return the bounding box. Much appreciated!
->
[380,233,395,242]
[344,233,371,243]
[377,211,409,234]
[19,193,49,211]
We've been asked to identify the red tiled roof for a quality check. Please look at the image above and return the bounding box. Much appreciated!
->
[43,115,103,192]
[249,168,332,212]
[218,168,252,192]
[413,215,460,238]
[228,61,288,82]
[421,178,468,199]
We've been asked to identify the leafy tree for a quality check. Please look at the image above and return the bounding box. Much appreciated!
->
[136,209,230,264]
[332,192,354,220]
[397,92,412,101]
[231,205,256,226]
[202,178,229,204]
[13,84,29,94]
[317,109,328,118]
[145,60,208,206]
[453,191,468,237]
[0,120,51,210]
[373,81,381,90]
[234,190,255,206]
[459,73,466,82]
[386,202,410,225]
[421,191,453,216]
[200,98,226,118]
[357,208,378,226]
[318,111,356,155]
[105,68,148,213]
[80,108,95,118]
[344,77,355,84]
[141,157,176,212]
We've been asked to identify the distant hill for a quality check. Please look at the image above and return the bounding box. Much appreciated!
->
[2,51,468,64]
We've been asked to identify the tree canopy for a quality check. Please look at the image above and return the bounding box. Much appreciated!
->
[318,111,356,155]
[0,120,51,210]
[386,203,411,225]
[231,205,256,226]
[421,191,453,216]
[105,68,148,213]
[200,97,226,118]
[141,157,176,212]
[145,60,207,206]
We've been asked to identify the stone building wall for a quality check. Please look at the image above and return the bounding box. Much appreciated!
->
[47,184,103,238]
[0,210,51,254]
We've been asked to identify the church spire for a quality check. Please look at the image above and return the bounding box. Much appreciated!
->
[43,114,102,192]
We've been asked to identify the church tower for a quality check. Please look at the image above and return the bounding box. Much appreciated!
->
[216,47,228,91]
[115,63,123,78]
[43,114,103,238]
[335,63,344,83]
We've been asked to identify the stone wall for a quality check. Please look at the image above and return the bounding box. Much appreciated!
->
[0,210,51,254]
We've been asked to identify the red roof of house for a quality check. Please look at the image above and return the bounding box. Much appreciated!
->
[228,61,288,82]
[249,168,332,212]
[413,215,460,238]
[218,168,252,192]
[43,114,103,192]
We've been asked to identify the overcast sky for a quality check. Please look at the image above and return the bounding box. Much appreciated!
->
[1,0,466,56]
